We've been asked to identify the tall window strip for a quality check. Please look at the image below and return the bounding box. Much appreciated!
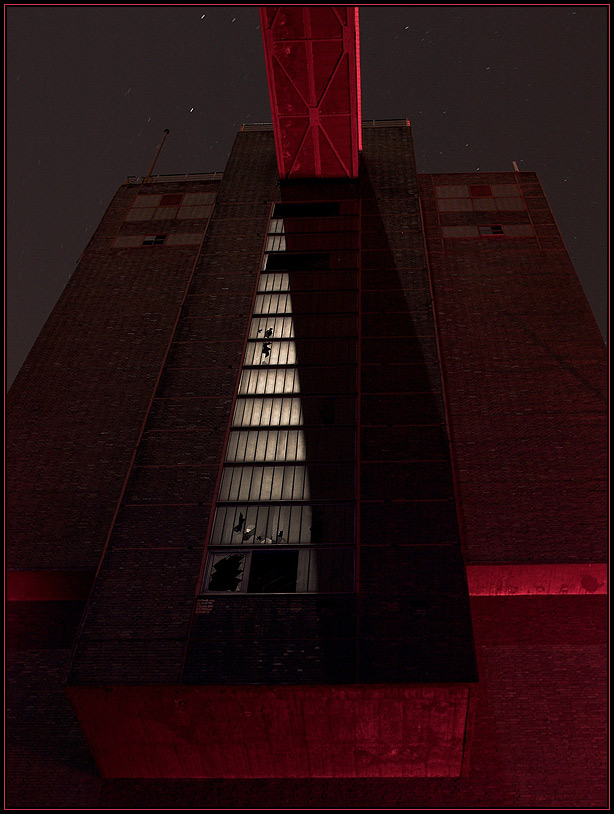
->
[202,200,359,594]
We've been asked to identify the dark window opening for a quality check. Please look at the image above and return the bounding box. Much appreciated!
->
[319,399,337,425]
[160,193,184,206]
[265,252,330,271]
[310,508,324,544]
[274,202,341,218]
[469,185,493,197]
[142,234,167,245]
[207,554,246,591]
[478,225,504,236]
[247,550,299,593]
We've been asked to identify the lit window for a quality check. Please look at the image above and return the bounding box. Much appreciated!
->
[203,202,357,596]
[265,235,287,252]
[269,219,285,234]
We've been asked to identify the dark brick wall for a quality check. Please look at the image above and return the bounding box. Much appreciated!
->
[68,131,279,685]
[7,178,220,571]
[358,126,475,685]
[184,595,357,685]
[419,172,607,565]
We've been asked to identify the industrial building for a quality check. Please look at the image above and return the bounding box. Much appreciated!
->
[7,6,606,807]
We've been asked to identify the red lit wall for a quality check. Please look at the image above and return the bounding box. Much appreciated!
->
[67,684,472,778]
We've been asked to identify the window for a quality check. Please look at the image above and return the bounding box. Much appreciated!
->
[142,234,167,245]
[263,253,330,271]
[205,548,354,593]
[209,503,355,546]
[478,225,504,236]
[469,184,493,197]
[265,235,287,252]
[202,199,358,596]
[160,193,183,206]
[442,224,533,239]
[127,191,215,222]
[247,550,299,592]
[273,202,340,218]
[435,182,525,213]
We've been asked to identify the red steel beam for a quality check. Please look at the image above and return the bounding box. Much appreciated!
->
[260,6,361,178]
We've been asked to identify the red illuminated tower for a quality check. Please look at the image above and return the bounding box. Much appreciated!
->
[7,6,606,807]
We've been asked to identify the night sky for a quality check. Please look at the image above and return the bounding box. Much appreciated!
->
[6,5,608,387]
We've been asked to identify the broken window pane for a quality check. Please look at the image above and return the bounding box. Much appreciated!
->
[207,554,246,591]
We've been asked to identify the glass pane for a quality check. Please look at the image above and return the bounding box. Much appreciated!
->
[258,272,290,292]
[244,340,297,366]
[238,368,299,396]
[207,553,246,591]
[249,316,294,339]
[232,397,304,427]
[247,550,299,592]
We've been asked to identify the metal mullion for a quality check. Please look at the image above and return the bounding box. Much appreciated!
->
[218,469,229,501]
[270,397,280,427]
[236,398,247,426]
[287,463,298,501]
[274,465,285,502]
[291,397,301,426]
[231,466,243,502]
[254,397,264,427]
[284,428,295,462]
[255,464,265,502]
[237,429,253,463]
[290,504,301,543]
[253,505,263,542]
[267,428,279,462]
[271,504,281,540]
[255,428,268,462]
[211,508,224,544]
[288,367,297,395]
[219,467,231,501]
[226,432,237,463]
[241,399,251,427]
[265,397,275,425]
[225,507,238,543]
[233,431,244,463]
[231,400,242,427]
[243,398,253,427]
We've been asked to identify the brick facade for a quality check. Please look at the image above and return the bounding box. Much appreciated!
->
[6,122,606,803]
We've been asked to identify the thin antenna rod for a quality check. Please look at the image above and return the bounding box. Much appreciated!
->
[512,160,520,172]
[144,129,170,182]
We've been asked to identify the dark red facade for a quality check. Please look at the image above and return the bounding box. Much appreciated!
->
[7,122,607,804]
